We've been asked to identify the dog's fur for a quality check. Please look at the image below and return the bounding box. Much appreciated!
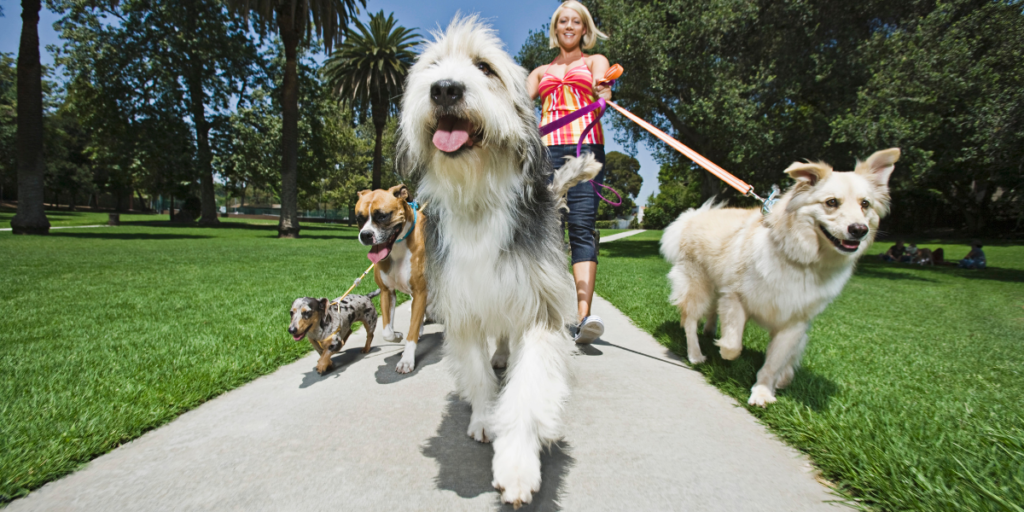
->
[355,184,430,374]
[660,148,900,407]
[288,290,379,374]
[397,15,599,507]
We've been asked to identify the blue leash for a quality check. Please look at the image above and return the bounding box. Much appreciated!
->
[395,201,418,243]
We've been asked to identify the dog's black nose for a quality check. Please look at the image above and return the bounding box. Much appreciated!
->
[359,231,374,245]
[431,80,464,107]
[287,326,297,335]
[848,223,869,239]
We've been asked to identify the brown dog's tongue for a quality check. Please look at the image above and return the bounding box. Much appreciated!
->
[432,116,471,152]
[367,244,391,264]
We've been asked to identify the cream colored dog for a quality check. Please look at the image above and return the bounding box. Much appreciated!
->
[660,148,900,407]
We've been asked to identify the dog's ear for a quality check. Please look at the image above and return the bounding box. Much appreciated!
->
[854,148,900,188]
[318,298,328,312]
[390,184,409,201]
[358,189,371,198]
[784,161,832,186]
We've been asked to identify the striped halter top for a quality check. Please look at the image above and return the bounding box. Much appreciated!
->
[538,62,604,146]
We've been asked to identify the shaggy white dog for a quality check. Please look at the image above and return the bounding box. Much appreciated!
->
[660,149,899,407]
[397,15,599,507]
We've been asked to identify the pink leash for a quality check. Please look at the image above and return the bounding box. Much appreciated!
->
[539,97,623,207]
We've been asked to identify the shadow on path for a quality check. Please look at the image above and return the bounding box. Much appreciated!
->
[298,346,381,388]
[375,331,444,384]
[420,393,575,511]
[655,320,840,412]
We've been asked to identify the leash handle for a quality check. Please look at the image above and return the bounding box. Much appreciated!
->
[590,180,622,207]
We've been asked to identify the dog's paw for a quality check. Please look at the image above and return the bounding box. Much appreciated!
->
[382,330,403,343]
[718,344,742,361]
[687,352,707,365]
[491,440,541,509]
[468,416,490,443]
[395,358,414,374]
[395,342,416,373]
[490,351,509,369]
[316,361,333,375]
[747,385,777,408]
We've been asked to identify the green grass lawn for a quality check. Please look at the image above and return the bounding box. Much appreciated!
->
[0,221,387,503]
[597,231,1024,510]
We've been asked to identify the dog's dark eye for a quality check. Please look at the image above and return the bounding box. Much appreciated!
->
[825,198,839,208]
[477,62,493,76]
[302,311,311,318]
[861,200,870,209]
[355,215,367,226]
[372,210,392,224]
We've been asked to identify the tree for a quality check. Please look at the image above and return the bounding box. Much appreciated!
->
[321,11,418,190]
[226,0,363,238]
[597,151,642,220]
[640,161,703,229]
[55,0,263,219]
[11,0,50,234]
[171,0,263,226]
[1,53,16,202]
[830,0,1024,233]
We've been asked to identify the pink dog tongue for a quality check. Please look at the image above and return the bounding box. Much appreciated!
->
[432,117,471,152]
[367,244,391,264]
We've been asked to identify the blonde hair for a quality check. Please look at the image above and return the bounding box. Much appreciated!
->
[549,1,608,50]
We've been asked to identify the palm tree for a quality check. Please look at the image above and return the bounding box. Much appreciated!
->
[11,0,50,235]
[226,0,362,238]
[321,11,418,190]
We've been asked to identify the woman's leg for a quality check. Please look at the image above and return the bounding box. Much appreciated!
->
[572,261,597,323]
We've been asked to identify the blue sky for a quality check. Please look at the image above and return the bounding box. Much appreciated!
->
[0,0,662,204]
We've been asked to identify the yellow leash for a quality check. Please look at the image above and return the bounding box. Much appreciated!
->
[311,262,376,350]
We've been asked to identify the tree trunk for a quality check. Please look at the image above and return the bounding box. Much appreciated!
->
[276,7,301,238]
[240,182,246,208]
[371,98,386,190]
[11,0,50,235]
[185,1,219,227]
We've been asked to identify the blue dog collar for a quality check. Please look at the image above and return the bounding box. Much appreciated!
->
[394,201,418,244]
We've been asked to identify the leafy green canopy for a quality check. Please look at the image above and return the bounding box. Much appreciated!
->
[53,0,263,205]
[321,10,418,190]
[321,11,419,116]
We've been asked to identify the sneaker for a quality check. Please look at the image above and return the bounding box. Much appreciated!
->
[575,315,604,345]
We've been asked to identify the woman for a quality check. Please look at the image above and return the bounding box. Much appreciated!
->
[527,0,611,344]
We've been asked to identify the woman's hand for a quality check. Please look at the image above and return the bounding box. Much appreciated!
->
[595,84,612,101]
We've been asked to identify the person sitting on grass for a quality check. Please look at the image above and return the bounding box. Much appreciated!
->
[880,239,906,262]
[901,242,919,263]
[959,241,987,269]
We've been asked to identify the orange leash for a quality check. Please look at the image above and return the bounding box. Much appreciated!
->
[599,64,770,205]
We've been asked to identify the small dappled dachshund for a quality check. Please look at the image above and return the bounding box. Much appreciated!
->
[288,290,379,374]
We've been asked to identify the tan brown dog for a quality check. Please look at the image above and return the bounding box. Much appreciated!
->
[355,184,430,373]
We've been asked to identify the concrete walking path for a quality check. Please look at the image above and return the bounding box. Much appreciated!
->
[9,291,838,511]
[599,229,645,243]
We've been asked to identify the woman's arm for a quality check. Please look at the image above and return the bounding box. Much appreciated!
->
[527,65,546,100]
[587,54,612,100]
